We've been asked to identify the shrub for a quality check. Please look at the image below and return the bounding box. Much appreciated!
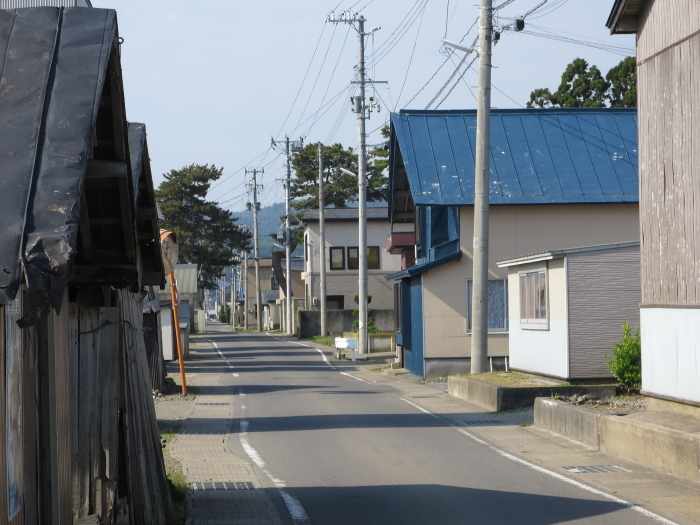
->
[606,321,641,393]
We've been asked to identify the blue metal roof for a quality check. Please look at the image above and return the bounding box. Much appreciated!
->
[390,108,638,206]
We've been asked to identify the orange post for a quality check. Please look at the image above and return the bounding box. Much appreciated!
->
[169,271,187,395]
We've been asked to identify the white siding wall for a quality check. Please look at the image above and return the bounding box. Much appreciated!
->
[507,259,569,379]
[641,308,700,404]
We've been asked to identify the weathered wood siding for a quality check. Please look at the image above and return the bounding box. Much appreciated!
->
[567,246,641,379]
[637,0,700,305]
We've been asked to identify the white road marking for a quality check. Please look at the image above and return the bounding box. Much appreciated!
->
[399,400,678,525]
[340,371,369,383]
[268,334,337,369]
[208,336,311,523]
[238,391,311,524]
[203,338,239,378]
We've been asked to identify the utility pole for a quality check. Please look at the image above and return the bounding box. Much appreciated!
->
[328,11,384,354]
[244,249,249,330]
[272,136,303,335]
[246,168,264,332]
[471,0,493,373]
[318,143,327,337]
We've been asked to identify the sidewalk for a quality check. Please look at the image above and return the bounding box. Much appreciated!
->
[155,334,283,525]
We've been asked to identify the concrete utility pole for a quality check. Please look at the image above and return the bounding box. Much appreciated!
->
[470,0,493,373]
[272,136,303,335]
[246,168,264,332]
[328,11,384,354]
[244,249,249,330]
[318,142,327,337]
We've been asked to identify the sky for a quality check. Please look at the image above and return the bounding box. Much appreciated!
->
[91,0,635,218]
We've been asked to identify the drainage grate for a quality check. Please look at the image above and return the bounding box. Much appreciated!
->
[562,465,630,474]
[195,402,230,406]
[462,419,504,426]
[411,395,443,399]
[192,481,254,491]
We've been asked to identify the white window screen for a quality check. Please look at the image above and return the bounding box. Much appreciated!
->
[519,270,547,324]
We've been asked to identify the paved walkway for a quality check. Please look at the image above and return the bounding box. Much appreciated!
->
[166,334,282,525]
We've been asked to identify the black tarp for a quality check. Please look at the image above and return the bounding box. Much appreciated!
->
[0,7,116,323]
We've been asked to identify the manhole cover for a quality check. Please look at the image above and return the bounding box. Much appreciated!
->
[562,465,630,474]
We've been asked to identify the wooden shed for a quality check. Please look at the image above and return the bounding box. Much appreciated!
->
[608,0,700,406]
[498,242,640,381]
[0,7,174,524]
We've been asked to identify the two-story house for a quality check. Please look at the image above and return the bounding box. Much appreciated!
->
[387,108,640,378]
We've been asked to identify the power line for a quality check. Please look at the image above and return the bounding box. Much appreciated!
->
[394,0,428,110]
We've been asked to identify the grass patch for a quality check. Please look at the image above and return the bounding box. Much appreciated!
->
[519,422,533,427]
[461,371,569,388]
[312,335,332,347]
[158,421,187,524]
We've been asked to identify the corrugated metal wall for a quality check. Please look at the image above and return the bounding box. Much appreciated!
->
[567,246,640,379]
[0,0,91,8]
[637,0,700,305]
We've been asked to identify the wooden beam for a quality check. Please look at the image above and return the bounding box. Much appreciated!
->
[71,265,139,286]
[86,160,127,180]
[79,191,94,264]
[136,207,158,221]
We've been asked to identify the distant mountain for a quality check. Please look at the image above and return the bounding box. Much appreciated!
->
[233,202,302,258]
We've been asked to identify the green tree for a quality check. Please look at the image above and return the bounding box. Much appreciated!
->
[606,56,637,107]
[156,164,251,288]
[527,56,636,108]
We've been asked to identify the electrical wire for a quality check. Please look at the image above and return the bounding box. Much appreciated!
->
[435,54,478,108]
[394,0,428,110]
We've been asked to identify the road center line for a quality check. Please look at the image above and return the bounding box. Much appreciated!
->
[400,400,677,525]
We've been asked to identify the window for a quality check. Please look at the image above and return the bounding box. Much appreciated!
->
[348,246,380,270]
[330,247,344,270]
[466,279,508,332]
[520,270,547,326]
[270,273,278,290]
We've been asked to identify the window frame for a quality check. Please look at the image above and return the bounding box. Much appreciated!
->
[466,278,509,333]
[519,269,549,330]
[329,247,345,270]
[347,246,381,270]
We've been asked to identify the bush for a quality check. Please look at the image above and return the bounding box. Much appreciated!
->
[606,321,641,393]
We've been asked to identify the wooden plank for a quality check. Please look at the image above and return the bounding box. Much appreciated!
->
[98,307,120,523]
[69,302,81,520]
[22,296,39,525]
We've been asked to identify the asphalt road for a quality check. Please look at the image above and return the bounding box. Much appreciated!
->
[207,326,666,525]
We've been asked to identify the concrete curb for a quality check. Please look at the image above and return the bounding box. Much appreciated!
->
[448,376,616,411]
[535,398,700,484]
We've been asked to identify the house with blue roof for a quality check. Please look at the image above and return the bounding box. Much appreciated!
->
[386,108,640,378]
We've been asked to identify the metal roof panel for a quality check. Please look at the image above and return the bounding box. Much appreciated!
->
[390,108,638,206]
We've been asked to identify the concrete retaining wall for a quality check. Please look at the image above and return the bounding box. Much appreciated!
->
[448,377,616,412]
[298,309,395,338]
[535,398,700,484]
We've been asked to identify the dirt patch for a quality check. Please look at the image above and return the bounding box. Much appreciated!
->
[465,371,569,388]
[558,393,645,414]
